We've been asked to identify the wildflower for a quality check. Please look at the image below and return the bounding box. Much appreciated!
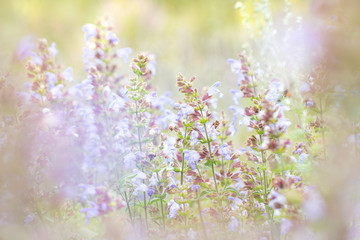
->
[265,81,284,102]
[305,98,314,107]
[47,42,58,57]
[234,178,245,190]
[149,172,159,186]
[191,185,201,192]
[230,89,244,104]
[167,199,180,219]
[174,103,194,120]
[82,24,97,41]
[190,130,199,145]
[300,82,310,93]
[208,81,224,98]
[268,191,287,209]
[124,152,136,168]
[227,58,242,76]
[133,183,148,196]
[63,67,74,82]
[79,184,96,197]
[46,72,56,88]
[105,31,119,45]
[298,153,309,163]
[147,187,155,197]
[80,201,99,223]
[131,169,147,184]
[184,150,200,170]
[219,143,232,160]
[109,93,126,111]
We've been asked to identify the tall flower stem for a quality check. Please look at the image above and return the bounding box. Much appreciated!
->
[135,100,148,229]
[123,191,134,224]
[156,172,166,230]
[199,107,218,193]
[180,126,188,185]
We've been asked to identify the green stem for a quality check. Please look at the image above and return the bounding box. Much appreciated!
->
[200,110,218,193]
[180,126,188,185]
[135,100,148,229]
[156,172,166,230]
[124,191,133,224]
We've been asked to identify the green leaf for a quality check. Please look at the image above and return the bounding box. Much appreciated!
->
[149,198,166,205]
[224,186,241,197]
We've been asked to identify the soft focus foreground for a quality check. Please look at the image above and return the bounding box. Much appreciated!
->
[1,0,360,240]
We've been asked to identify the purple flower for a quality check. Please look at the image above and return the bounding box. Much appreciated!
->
[80,201,99,223]
[49,42,58,56]
[147,187,155,197]
[167,199,180,219]
[306,98,314,107]
[219,143,231,160]
[191,185,201,192]
[79,184,96,197]
[208,81,223,98]
[184,150,200,170]
[109,93,126,111]
[265,81,284,102]
[105,31,119,44]
[230,89,244,105]
[30,52,43,65]
[46,72,57,88]
[149,173,159,186]
[227,58,242,76]
[82,24,97,41]
[190,130,199,145]
[300,82,310,93]
[123,152,136,168]
[174,103,194,120]
[63,67,74,82]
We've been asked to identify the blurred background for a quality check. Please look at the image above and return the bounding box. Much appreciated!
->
[0,0,310,95]
[2,0,360,239]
